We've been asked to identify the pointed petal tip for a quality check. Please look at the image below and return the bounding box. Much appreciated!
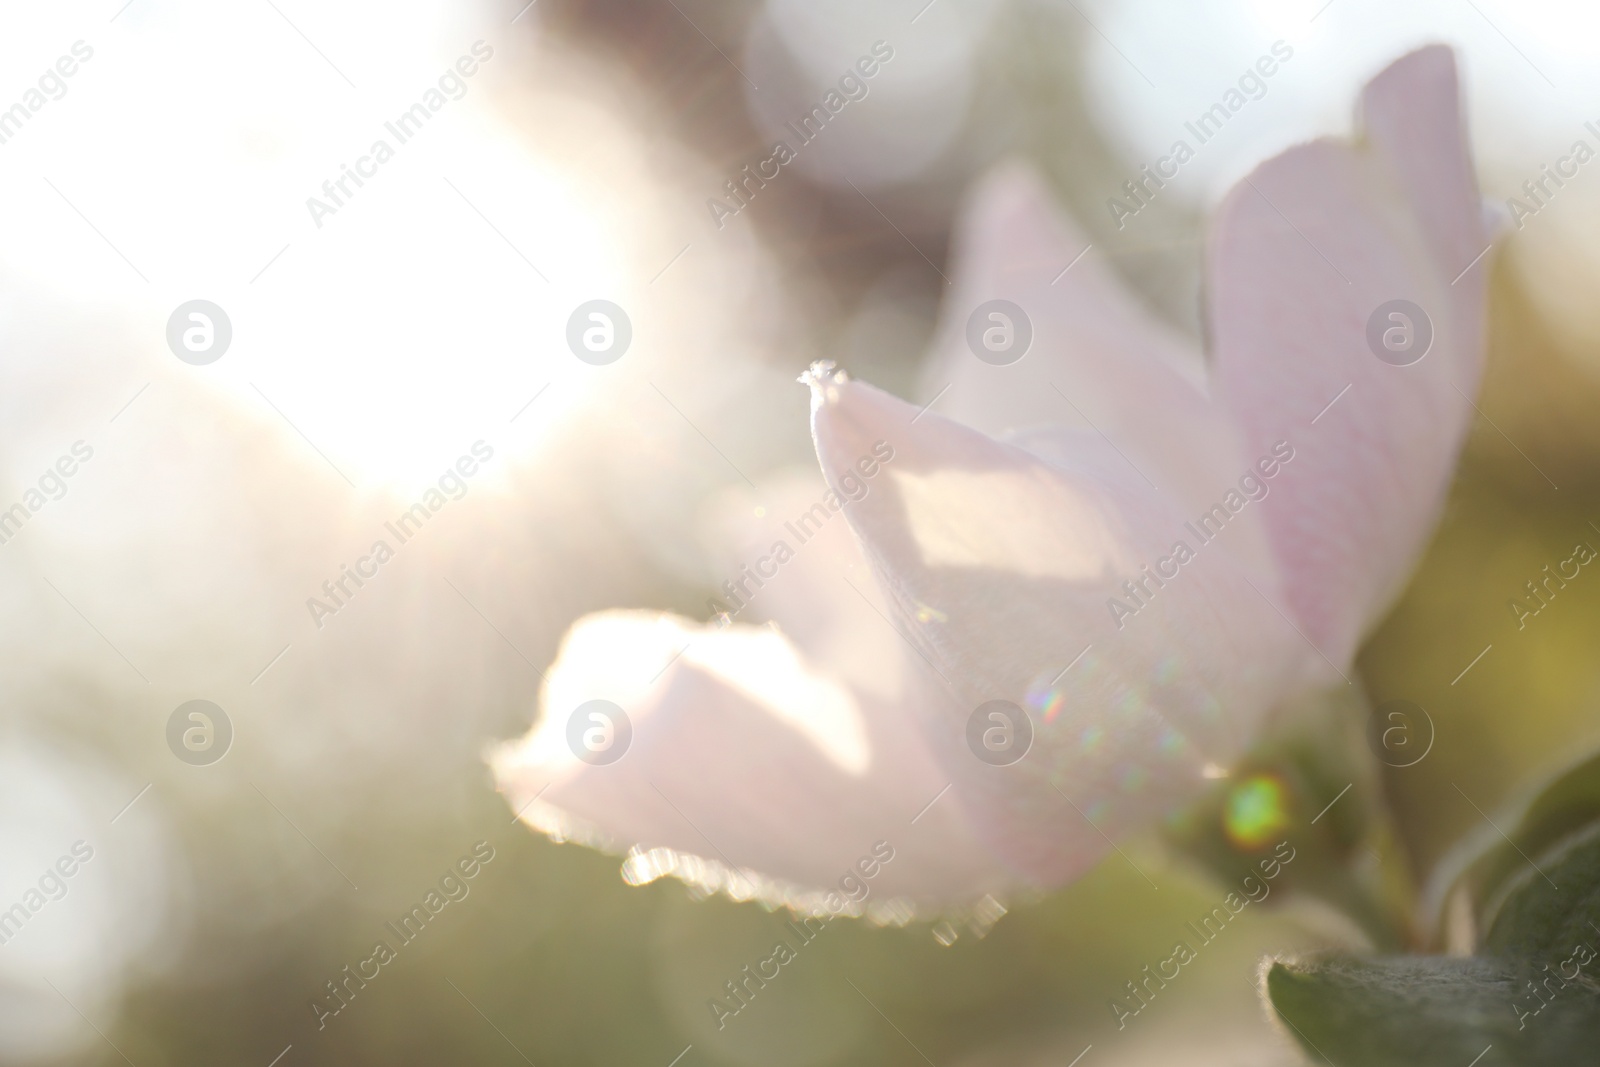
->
[1372,42,1457,86]
[798,360,849,402]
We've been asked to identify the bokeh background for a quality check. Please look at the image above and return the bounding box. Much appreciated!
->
[2,0,1599,1064]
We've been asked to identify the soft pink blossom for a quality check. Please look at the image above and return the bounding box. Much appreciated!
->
[493,46,1488,916]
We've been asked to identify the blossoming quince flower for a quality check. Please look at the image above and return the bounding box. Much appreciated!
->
[493,46,1488,915]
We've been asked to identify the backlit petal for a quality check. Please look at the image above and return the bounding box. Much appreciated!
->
[806,365,1304,884]
[1209,46,1488,669]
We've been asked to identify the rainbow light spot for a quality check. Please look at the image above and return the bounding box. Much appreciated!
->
[1224,773,1292,850]
[1038,688,1066,723]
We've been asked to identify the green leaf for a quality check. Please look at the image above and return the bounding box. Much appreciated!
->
[1481,821,1600,963]
[1265,956,1530,1066]
[1267,824,1600,1066]
[1267,954,1600,1065]
[1426,747,1600,944]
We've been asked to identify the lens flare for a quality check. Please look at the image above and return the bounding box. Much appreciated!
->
[1223,773,1291,850]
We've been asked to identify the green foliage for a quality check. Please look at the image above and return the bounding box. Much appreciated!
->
[1267,956,1530,1065]
[1441,748,1600,941]
[1266,771,1600,1065]
[1482,822,1600,963]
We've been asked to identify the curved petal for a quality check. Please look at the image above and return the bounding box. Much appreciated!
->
[696,469,907,704]
[805,364,1305,885]
[917,163,1274,573]
[491,610,1020,914]
[494,469,1035,912]
[1208,46,1489,669]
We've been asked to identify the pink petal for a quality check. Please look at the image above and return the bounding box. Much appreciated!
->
[805,365,1304,885]
[492,605,1021,911]
[697,470,908,700]
[922,165,1270,535]
[1209,46,1489,670]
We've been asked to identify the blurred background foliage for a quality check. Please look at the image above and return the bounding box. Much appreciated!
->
[6,0,1600,1065]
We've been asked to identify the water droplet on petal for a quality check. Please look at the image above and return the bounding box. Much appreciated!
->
[798,360,848,398]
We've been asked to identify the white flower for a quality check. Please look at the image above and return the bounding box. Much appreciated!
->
[492,46,1489,917]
